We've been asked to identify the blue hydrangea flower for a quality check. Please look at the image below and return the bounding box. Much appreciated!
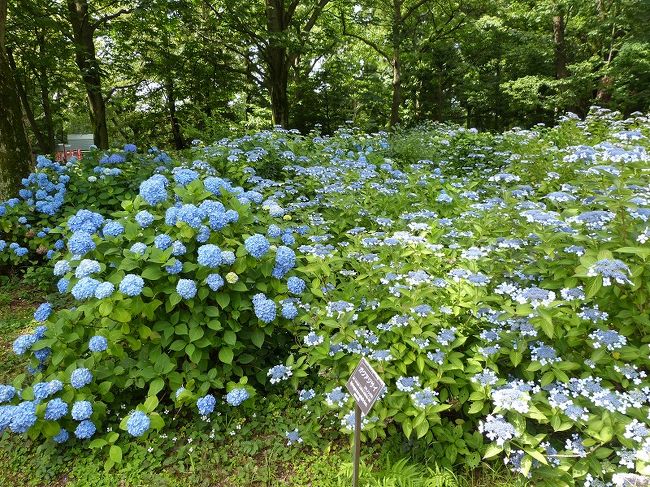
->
[252,294,276,323]
[130,242,147,255]
[74,420,96,439]
[13,334,37,355]
[165,260,183,275]
[53,428,69,443]
[245,234,270,259]
[135,210,155,228]
[177,279,197,299]
[119,274,145,297]
[126,410,150,437]
[221,251,235,265]
[34,303,52,322]
[9,401,37,433]
[0,385,16,403]
[75,259,101,278]
[34,347,51,363]
[68,231,96,256]
[71,277,100,301]
[154,234,173,250]
[281,301,298,320]
[206,274,224,291]
[139,175,168,205]
[197,244,222,268]
[177,204,203,229]
[0,405,14,431]
[33,381,60,401]
[171,240,186,256]
[267,225,282,238]
[44,398,68,420]
[196,225,211,243]
[197,394,216,415]
[68,210,104,234]
[298,389,315,401]
[272,246,296,278]
[172,168,199,186]
[56,278,69,293]
[267,365,292,384]
[71,401,93,421]
[287,277,306,295]
[102,220,124,237]
[89,336,108,352]
[225,388,249,406]
[94,281,115,299]
[123,143,137,153]
[70,368,93,389]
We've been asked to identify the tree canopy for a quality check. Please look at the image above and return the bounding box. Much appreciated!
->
[2,0,650,159]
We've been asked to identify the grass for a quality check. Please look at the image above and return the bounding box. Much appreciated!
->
[0,276,527,487]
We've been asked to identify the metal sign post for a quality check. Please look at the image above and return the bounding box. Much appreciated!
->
[346,358,385,487]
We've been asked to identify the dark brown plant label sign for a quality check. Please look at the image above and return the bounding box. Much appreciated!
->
[346,357,385,415]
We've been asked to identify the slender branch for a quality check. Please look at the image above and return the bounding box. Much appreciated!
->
[401,0,431,22]
[92,7,134,30]
[106,79,145,102]
[340,9,391,61]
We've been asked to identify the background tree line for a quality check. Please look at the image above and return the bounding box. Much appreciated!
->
[1,0,649,171]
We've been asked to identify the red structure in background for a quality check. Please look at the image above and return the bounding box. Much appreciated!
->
[55,149,83,162]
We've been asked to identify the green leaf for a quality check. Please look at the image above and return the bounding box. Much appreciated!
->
[144,395,159,413]
[148,378,164,397]
[216,293,230,309]
[142,265,163,280]
[109,445,123,463]
[483,444,503,459]
[251,328,264,348]
[219,347,233,364]
[224,330,236,346]
[189,326,204,342]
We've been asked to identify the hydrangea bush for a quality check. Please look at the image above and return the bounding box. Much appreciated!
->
[0,145,168,270]
[1,164,308,466]
[2,108,650,486]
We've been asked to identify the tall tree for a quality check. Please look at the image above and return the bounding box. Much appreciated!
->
[203,0,332,127]
[0,0,32,199]
[342,0,466,128]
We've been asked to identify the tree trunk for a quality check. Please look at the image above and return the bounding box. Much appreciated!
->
[37,34,56,154]
[553,11,568,79]
[389,0,403,128]
[265,0,290,127]
[7,48,50,153]
[67,0,109,148]
[165,78,184,149]
[268,54,289,127]
[0,0,32,199]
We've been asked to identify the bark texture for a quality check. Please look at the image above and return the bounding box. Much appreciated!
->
[0,0,32,199]
[67,0,109,148]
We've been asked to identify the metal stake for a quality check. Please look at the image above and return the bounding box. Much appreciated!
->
[353,403,361,487]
